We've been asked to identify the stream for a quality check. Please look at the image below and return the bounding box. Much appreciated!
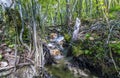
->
[44,32,97,78]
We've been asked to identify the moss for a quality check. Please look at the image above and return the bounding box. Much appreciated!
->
[109,42,120,55]
[109,5,120,19]
[46,64,76,78]
[64,34,71,43]
[72,45,83,56]
[109,6,120,13]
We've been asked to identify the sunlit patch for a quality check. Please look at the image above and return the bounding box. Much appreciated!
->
[50,49,61,56]
[50,33,58,39]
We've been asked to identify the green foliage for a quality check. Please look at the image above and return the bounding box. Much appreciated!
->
[0,54,2,60]
[109,6,120,13]
[82,32,105,57]
[46,61,76,78]
[8,44,14,48]
[85,33,91,39]
[109,5,120,19]
[19,0,120,26]
[109,42,120,55]
[72,34,104,58]
[64,34,71,42]
[84,50,92,55]
[72,45,83,56]
[109,13,116,19]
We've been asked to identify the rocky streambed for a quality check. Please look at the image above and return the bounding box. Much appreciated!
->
[44,19,120,78]
[44,32,98,78]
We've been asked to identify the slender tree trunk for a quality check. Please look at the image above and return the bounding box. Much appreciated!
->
[66,0,71,27]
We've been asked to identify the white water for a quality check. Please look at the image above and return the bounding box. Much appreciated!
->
[0,0,15,10]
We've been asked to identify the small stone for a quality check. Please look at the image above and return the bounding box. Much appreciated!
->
[89,37,94,41]
[110,41,120,44]
[5,48,12,52]
[56,36,64,42]
[0,43,7,47]
[78,69,88,77]
[54,55,64,60]
[0,61,8,67]
[58,41,64,45]
[68,66,72,71]
[111,41,117,43]
[47,43,55,49]
[0,30,2,34]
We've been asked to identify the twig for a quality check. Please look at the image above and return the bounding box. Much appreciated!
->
[13,35,18,72]
[0,63,32,71]
[0,66,14,71]
[109,47,119,73]
[25,58,34,64]
[45,24,66,28]
[0,67,13,77]
[105,18,119,73]
[16,63,32,67]
[101,4,119,73]
[18,1,31,52]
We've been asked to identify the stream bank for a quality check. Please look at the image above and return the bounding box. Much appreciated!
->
[44,19,120,78]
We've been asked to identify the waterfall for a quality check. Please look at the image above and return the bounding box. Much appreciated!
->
[72,18,81,41]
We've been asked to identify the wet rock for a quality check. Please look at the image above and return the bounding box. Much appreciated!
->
[50,49,64,60]
[50,49,61,56]
[0,61,8,67]
[0,30,2,34]
[47,43,56,49]
[54,55,64,60]
[66,60,90,78]
[5,48,12,52]
[71,56,102,76]
[43,44,56,65]
[55,36,64,43]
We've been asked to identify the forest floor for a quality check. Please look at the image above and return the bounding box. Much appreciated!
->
[0,18,120,78]
[45,18,120,78]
